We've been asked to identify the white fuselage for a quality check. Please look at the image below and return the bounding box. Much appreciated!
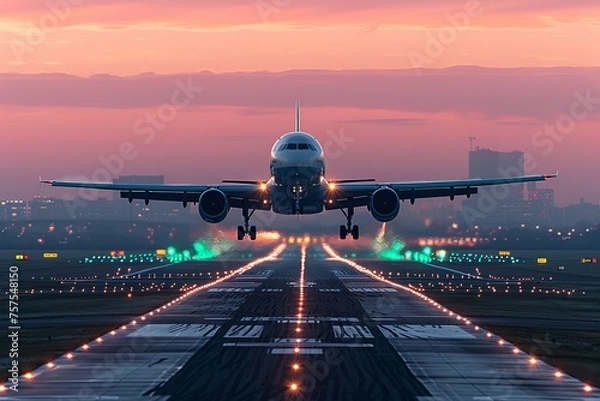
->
[268,132,327,215]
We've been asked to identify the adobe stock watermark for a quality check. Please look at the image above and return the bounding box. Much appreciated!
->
[406,0,486,76]
[255,0,292,22]
[9,0,85,62]
[59,78,203,218]
[461,88,600,227]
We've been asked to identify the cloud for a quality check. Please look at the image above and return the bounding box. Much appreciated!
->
[2,1,600,28]
[343,118,429,125]
[0,67,599,120]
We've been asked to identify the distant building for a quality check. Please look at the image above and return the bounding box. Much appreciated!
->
[0,199,28,221]
[462,148,530,227]
[528,186,555,222]
[469,148,525,201]
[29,196,71,220]
[557,198,600,225]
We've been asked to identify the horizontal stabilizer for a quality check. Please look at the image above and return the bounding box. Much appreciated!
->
[222,180,265,185]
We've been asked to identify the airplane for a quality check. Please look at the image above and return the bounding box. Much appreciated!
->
[41,102,556,241]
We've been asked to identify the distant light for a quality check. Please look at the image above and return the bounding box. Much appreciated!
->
[46,362,54,368]
[554,371,563,378]
[24,372,33,380]
[584,385,593,393]
[292,363,300,371]
[529,357,537,365]
[66,353,74,359]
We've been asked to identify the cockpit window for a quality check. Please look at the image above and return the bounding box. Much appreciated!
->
[279,142,318,151]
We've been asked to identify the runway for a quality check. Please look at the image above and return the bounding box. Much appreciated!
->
[2,243,596,400]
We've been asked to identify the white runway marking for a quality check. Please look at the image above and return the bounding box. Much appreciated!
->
[128,323,220,338]
[208,288,254,293]
[332,325,374,339]
[224,325,264,338]
[378,324,475,340]
[349,287,398,293]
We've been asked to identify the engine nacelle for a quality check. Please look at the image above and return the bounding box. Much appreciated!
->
[369,187,400,222]
[198,189,229,223]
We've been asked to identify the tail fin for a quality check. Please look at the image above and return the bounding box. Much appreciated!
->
[294,100,300,132]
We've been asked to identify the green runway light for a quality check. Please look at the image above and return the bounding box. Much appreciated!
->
[371,229,434,263]
[165,232,235,263]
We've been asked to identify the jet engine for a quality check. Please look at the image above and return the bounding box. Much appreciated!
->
[369,187,400,222]
[198,189,229,223]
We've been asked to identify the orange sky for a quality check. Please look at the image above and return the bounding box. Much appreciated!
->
[1,2,600,206]
[1,1,600,74]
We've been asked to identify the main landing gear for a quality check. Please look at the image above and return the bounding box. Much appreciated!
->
[237,206,257,240]
[339,204,359,240]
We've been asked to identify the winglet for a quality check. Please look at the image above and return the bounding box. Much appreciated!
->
[294,100,300,132]
[544,172,559,179]
[39,177,54,186]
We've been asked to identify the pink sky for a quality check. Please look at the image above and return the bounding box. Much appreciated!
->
[1,2,600,206]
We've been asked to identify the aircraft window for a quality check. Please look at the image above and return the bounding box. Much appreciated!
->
[278,144,287,151]
[286,143,297,150]
[308,144,317,151]
[298,143,309,150]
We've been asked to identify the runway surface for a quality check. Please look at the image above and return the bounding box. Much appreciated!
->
[2,243,597,400]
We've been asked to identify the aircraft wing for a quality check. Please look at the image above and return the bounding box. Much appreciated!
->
[325,174,557,209]
[40,179,271,210]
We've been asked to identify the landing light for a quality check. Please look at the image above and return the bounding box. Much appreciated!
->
[259,182,268,191]
[328,182,336,191]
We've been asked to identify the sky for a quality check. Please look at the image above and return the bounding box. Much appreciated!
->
[1,1,600,206]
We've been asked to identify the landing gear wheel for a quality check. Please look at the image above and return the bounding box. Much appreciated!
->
[249,225,257,241]
[237,225,245,240]
[339,225,347,240]
[351,225,359,240]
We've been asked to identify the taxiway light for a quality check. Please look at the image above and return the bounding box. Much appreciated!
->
[0,385,6,392]
[512,348,519,354]
[584,385,593,393]
[82,344,89,350]
[24,372,33,380]
[66,353,74,359]
[294,347,300,353]
[554,371,563,378]
[292,364,300,371]
[290,383,299,391]
[529,357,537,365]
[46,362,54,368]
